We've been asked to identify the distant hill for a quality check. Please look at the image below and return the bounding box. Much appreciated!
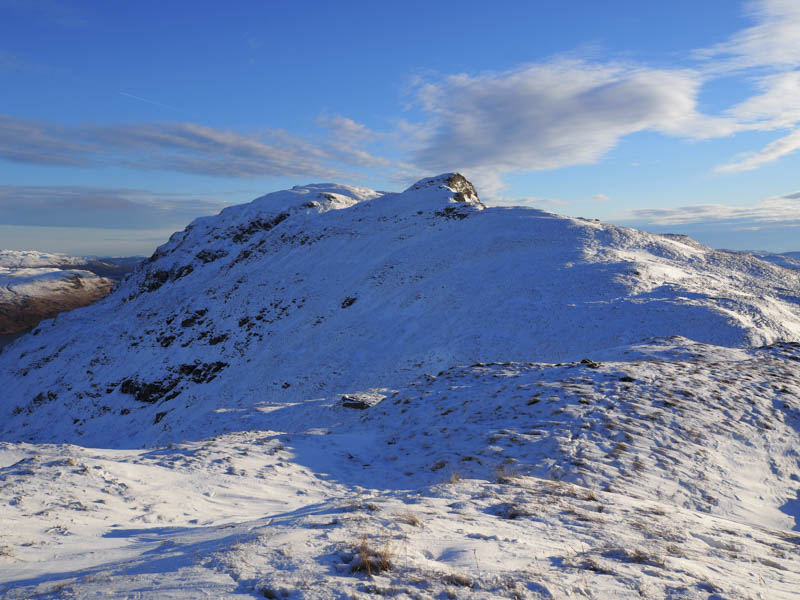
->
[0,251,143,339]
[744,250,800,270]
[0,250,143,281]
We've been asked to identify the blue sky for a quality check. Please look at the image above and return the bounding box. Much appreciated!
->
[1,0,799,255]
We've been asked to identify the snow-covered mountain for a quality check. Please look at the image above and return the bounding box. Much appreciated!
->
[0,251,142,338]
[0,249,87,269]
[0,249,142,280]
[1,174,799,598]
[2,174,799,445]
[0,267,114,335]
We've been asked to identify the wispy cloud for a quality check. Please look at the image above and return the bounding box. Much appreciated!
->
[410,60,735,180]
[5,0,800,193]
[0,115,393,179]
[694,0,800,71]
[400,0,800,188]
[0,185,230,229]
[626,191,800,228]
[716,129,800,172]
[694,1,800,171]
[728,71,800,128]
[0,116,96,166]
[316,115,393,168]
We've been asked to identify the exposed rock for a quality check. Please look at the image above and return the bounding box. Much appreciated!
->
[341,393,385,410]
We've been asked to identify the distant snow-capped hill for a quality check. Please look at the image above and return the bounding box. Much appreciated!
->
[1,173,799,446]
[0,267,114,335]
[0,249,87,268]
[745,250,800,271]
[0,250,140,337]
[0,249,143,281]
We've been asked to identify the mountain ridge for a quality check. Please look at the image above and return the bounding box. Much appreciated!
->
[1,174,798,447]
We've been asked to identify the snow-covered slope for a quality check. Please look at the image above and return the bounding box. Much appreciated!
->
[1,174,798,446]
[0,267,114,334]
[0,250,87,269]
[1,174,800,598]
[1,339,799,599]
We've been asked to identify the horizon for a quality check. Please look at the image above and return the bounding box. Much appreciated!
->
[2,0,800,255]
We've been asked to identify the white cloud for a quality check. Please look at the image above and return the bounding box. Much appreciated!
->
[729,71,800,128]
[411,60,734,181]
[715,129,800,172]
[6,0,800,193]
[695,0,800,71]
[316,115,393,169]
[317,115,373,142]
[692,1,800,172]
[403,1,800,185]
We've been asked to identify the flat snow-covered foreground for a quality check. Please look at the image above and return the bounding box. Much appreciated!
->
[2,339,799,599]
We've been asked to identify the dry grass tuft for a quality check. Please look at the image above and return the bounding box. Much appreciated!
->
[608,441,627,458]
[395,510,422,527]
[349,534,393,576]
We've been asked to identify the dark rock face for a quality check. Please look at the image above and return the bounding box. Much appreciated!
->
[118,361,229,405]
[196,249,228,264]
[444,173,483,207]
[231,212,290,244]
[404,173,481,204]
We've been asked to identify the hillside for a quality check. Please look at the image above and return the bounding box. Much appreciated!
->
[0,251,142,339]
[1,174,799,446]
[1,174,799,598]
[0,267,114,335]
